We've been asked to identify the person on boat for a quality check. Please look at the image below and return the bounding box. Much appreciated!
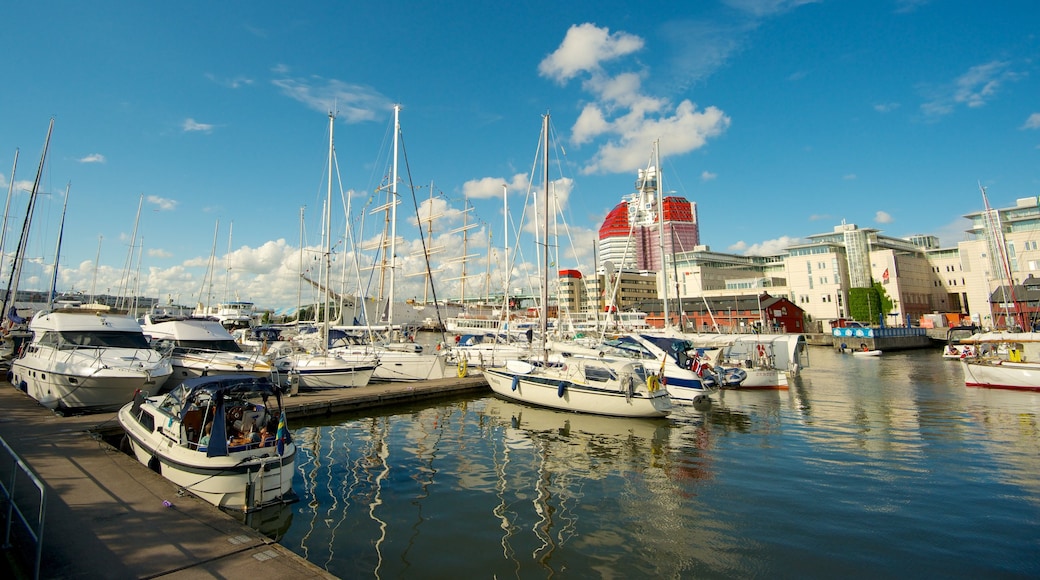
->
[199,421,212,447]
[860,343,869,352]
[839,342,848,353]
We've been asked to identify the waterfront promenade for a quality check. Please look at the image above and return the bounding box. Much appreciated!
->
[0,374,489,578]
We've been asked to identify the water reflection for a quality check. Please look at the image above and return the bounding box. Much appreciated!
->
[279,349,1040,578]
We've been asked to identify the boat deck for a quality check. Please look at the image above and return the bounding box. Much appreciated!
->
[0,374,489,578]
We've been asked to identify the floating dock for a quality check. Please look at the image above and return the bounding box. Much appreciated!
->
[0,374,489,578]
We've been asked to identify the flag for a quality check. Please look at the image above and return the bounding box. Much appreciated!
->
[275,413,289,455]
[882,268,890,284]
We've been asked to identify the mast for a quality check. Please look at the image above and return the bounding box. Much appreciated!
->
[391,103,401,328]
[981,184,1026,330]
[539,112,549,350]
[46,182,71,310]
[3,117,53,323]
[324,111,335,344]
[116,195,144,310]
[89,235,102,304]
[655,140,670,330]
[198,220,219,315]
[0,149,18,281]
[503,183,510,319]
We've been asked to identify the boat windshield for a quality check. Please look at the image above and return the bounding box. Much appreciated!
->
[55,330,151,349]
[173,339,244,353]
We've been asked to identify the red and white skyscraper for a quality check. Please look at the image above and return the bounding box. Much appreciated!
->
[598,165,700,272]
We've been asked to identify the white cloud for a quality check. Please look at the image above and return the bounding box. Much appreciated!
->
[873,102,899,113]
[571,104,611,145]
[205,72,254,89]
[148,248,172,258]
[921,60,1024,117]
[723,0,821,18]
[461,173,531,200]
[147,195,178,211]
[843,174,857,180]
[701,171,717,181]
[538,23,644,83]
[539,24,731,176]
[182,118,213,133]
[271,76,392,122]
[78,153,106,163]
[875,211,893,224]
[808,214,830,221]
[581,100,730,174]
[1022,113,1040,130]
[730,235,801,256]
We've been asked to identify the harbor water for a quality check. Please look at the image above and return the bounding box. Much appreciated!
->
[268,346,1040,578]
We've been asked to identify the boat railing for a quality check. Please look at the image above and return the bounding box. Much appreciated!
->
[44,345,164,370]
[0,434,46,580]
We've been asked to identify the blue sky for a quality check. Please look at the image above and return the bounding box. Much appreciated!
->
[1,1,1038,311]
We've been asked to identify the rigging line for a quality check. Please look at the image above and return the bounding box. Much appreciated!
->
[397,128,448,344]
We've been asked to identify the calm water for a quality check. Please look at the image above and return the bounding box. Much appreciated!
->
[263,347,1040,578]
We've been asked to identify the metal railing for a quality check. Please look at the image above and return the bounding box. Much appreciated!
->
[0,435,46,580]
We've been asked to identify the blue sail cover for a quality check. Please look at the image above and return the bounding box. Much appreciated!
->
[7,306,25,324]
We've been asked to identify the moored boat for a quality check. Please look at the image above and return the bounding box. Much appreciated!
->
[8,307,172,413]
[960,331,1040,391]
[117,374,297,511]
[140,314,273,390]
[483,355,672,418]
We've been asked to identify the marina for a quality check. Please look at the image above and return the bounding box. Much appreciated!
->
[1,346,1039,577]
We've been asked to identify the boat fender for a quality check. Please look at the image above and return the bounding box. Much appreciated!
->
[557,381,566,398]
[18,380,27,393]
[457,358,468,378]
[511,375,519,391]
[646,374,660,393]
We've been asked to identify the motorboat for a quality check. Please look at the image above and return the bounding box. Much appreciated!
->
[8,307,172,413]
[140,314,273,390]
[483,353,672,418]
[942,325,980,359]
[118,374,297,511]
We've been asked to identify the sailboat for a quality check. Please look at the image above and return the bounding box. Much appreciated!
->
[271,112,378,390]
[329,105,456,381]
[960,184,1040,390]
[482,112,672,418]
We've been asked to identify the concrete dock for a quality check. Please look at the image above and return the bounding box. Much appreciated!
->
[0,374,489,578]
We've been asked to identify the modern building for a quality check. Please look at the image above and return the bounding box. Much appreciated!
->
[598,165,700,272]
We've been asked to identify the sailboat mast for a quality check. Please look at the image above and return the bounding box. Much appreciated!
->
[3,118,53,321]
[117,195,144,310]
[47,182,71,310]
[503,183,510,319]
[981,184,1026,329]
[655,140,670,329]
[0,149,18,282]
[389,104,401,326]
[539,112,549,348]
[324,111,335,339]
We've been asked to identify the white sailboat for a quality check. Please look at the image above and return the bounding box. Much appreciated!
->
[330,105,455,381]
[272,112,378,390]
[482,112,671,418]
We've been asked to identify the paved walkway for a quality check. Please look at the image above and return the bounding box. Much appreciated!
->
[0,374,489,578]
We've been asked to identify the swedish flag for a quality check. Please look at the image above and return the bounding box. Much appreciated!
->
[276,413,288,455]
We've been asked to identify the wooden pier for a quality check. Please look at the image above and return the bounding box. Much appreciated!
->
[0,375,489,578]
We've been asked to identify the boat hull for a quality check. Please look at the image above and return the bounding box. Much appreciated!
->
[118,405,296,510]
[484,367,671,418]
[962,360,1040,391]
[10,350,171,412]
